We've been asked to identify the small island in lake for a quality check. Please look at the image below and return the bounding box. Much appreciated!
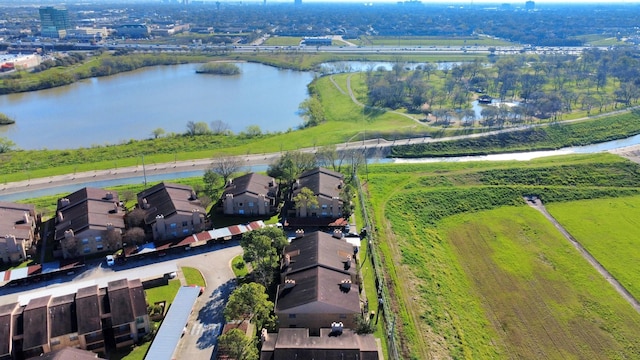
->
[196,62,241,75]
[0,113,15,125]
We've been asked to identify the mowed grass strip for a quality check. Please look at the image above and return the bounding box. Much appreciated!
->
[547,196,640,301]
[440,207,640,359]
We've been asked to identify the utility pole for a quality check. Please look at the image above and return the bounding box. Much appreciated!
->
[142,155,147,187]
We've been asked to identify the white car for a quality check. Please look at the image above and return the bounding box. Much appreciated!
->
[106,255,115,266]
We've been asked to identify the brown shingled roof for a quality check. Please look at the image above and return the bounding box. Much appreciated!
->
[222,173,277,198]
[76,285,102,335]
[136,182,204,225]
[23,295,50,350]
[48,293,77,338]
[275,267,360,314]
[282,231,356,279]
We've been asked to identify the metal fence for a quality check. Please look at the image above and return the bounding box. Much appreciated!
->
[354,175,400,360]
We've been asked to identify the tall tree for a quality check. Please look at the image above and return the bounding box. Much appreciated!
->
[299,95,326,127]
[267,151,317,184]
[293,187,318,213]
[240,228,287,287]
[186,121,210,135]
[0,137,15,153]
[216,328,258,360]
[151,128,165,139]
[224,282,275,330]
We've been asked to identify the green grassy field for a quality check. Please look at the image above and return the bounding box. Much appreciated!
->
[440,207,640,359]
[547,196,640,301]
[357,36,514,47]
[263,36,302,46]
[364,153,640,359]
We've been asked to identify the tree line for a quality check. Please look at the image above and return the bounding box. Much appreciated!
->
[363,48,640,128]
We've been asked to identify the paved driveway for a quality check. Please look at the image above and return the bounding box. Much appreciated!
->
[174,247,242,360]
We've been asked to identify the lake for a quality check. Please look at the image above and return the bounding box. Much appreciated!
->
[0,62,314,150]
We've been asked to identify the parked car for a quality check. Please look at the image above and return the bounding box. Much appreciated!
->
[106,255,115,266]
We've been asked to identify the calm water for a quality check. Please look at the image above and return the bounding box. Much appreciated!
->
[0,62,314,150]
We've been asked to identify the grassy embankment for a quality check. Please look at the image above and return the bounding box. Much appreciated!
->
[365,153,640,359]
[391,110,640,157]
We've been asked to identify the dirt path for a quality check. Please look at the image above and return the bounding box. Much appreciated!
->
[525,197,640,314]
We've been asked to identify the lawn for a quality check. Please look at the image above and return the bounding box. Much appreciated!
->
[145,279,181,309]
[231,255,248,278]
[182,266,206,287]
[263,36,302,46]
[547,196,640,301]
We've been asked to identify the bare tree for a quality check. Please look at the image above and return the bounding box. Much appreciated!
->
[211,156,243,185]
[315,145,338,171]
[105,228,122,251]
[123,227,146,246]
[210,120,231,135]
[126,208,147,228]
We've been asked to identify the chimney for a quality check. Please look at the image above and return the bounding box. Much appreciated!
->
[59,198,70,208]
[142,198,149,209]
[23,212,30,224]
[340,279,352,291]
[295,229,304,238]
[345,255,352,269]
[189,190,197,200]
[106,223,114,231]
[64,229,74,239]
[260,328,268,343]
[331,322,344,335]
[283,279,296,289]
[105,192,113,200]
[269,178,275,187]
[333,229,343,239]
[57,211,64,222]
[113,202,119,213]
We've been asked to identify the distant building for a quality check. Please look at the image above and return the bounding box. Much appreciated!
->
[0,201,38,264]
[114,24,149,39]
[525,1,535,10]
[39,6,71,39]
[68,27,109,41]
[137,182,206,242]
[302,37,332,47]
[0,54,41,72]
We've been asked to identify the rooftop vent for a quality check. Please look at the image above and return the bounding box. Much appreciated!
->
[340,279,352,291]
[283,279,296,289]
[331,322,344,335]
